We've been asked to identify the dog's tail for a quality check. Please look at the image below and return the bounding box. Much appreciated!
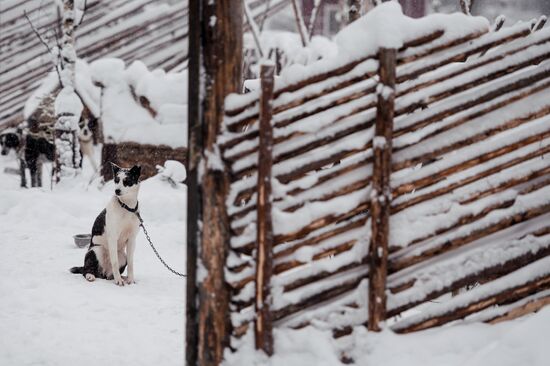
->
[70,266,84,274]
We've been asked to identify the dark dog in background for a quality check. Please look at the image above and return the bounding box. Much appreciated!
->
[25,134,55,188]
[0,127,28,187]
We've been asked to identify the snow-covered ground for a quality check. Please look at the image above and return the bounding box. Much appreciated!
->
[0,152,186,366]
[226,307,550,366]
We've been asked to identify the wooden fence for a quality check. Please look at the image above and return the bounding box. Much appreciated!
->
[218,16,550,357]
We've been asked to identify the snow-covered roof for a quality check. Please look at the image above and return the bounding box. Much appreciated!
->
[24,57,189,148]
[89,58,188,148]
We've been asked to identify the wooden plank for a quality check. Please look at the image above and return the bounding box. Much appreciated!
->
[369,47,396,331]
[255,63,275,356]
[388,228,550,317]
[389,193,550,273]
[487,295,550,324]
[393,269,550,333]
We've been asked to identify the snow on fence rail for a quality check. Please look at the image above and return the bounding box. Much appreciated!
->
[218,4,550,357]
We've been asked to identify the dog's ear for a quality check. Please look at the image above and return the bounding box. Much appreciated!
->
[111,162,121,177]
[129,165,141,180]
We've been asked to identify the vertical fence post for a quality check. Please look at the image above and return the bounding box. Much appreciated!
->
[369,47,396,332]
[255,62,275,355]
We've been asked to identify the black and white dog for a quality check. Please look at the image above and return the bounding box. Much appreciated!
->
[78,118,98,172]
[0,128,20,156]
[0,128,28,187]
[70,163,142,286]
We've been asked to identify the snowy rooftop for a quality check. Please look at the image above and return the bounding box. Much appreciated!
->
[24,58,188,148]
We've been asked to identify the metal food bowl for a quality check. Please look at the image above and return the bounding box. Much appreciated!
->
[73,234,91,248]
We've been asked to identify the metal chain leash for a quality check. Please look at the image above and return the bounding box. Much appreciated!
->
[136,212,187,277]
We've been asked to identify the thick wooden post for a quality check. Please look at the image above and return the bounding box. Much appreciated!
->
[255,63,275,356]
[368,47,396,332]
[185,0,202,365]
[186,1,243,366]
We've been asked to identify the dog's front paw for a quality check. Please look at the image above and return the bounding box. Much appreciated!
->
[125,277,136,285]
[114,277,125,286]
[85,273,96,282]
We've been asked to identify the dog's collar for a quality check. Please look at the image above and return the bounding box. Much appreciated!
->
[117,198,139,213]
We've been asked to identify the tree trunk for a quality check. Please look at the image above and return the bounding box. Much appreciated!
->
[53,0,82,182]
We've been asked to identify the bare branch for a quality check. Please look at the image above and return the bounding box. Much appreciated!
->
[258,0,271,32]
[23,10,63,86]
[23,10,54,56]
[307,0,323,40]
[459,0,474,15]
[290,0,309,47]
[243,0,265,59]
[75,0,88,28]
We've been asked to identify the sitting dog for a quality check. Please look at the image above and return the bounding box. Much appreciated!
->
[0,127,28,187]
[70,163,142,286]
[78,117,98,172]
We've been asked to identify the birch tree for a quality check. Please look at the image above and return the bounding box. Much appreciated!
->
[53,0,86,182]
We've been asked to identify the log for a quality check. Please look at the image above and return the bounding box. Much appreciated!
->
[393,127,550,198]
[395,76,550,154]
[398,27,545,94]
[486,295,550,324]
[396,48,550,117]
[393,66,550,146]
[394,273,550,333]
[271,272,366,322]
[254,63,275,355]
[388,233,550,317]
[369,48,396,331]
[392,143,550,214]
[225,92,376,167]
[389,200,550,273]
[228,217,368,291]
[392,165,550,251]
[223,83,377,160]
[231,256,367,311]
